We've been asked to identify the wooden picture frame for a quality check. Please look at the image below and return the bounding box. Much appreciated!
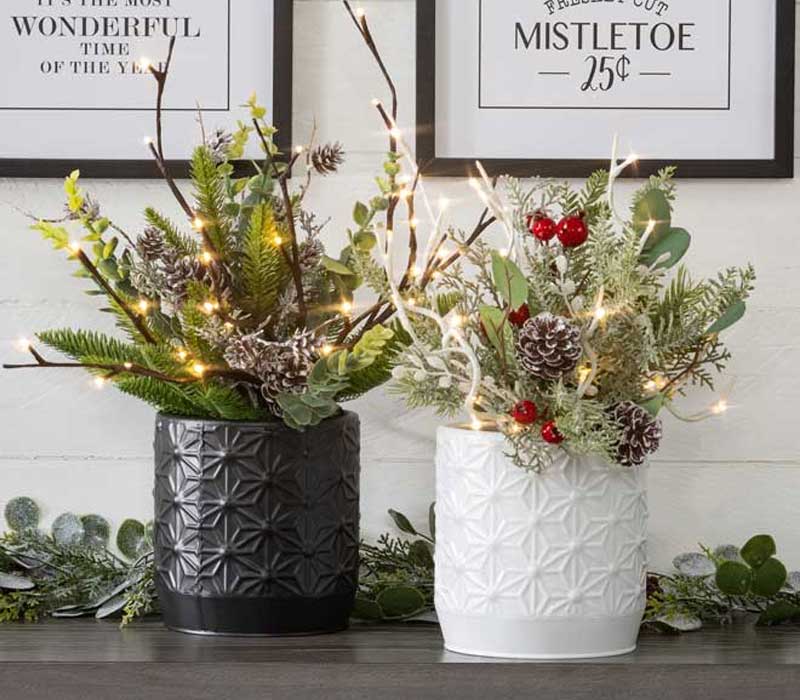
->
[417,0,795,178]
[0,0,293,178]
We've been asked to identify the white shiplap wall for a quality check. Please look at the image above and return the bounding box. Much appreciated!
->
[1,0,799,569]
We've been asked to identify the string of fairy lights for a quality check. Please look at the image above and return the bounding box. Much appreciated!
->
[11,6,731,424]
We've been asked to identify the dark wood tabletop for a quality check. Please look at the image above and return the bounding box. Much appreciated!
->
[1,620,799,699]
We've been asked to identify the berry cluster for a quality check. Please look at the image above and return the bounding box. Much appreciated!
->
[525,211,589,248]
[511,400,564,445]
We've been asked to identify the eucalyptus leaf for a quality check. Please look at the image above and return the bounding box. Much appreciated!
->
[632,189,671,238]
[52,606,95,619]
[428,503,436,542]
[116,519,146,560]
[388,510,417,536]
[656,614,702,632]
[353,201,370,227]
[479,305,509,355]
[52,513,85,547]
[0,572,35,591]
[758,601,800,626]
[4,497,40,532]
[706,301,747,336]
[640,227,691,270]
[715,561,753,596]
[409,540,434,569]
[353,230,377,252]
[713,545,743,564]
[491,251,528,309]
[321,255,355,276]
[639,395,666,418]
[351,596,384,621]
[673,552,715,578]
[376,586,426,619]
[751,558,788,597]
[95,594,128,620]
[740,534,776,569]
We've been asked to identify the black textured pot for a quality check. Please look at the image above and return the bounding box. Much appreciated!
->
[153,411,360,636]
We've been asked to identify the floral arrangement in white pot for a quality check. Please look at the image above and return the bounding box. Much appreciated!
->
[340,1,754,660]
[384,147,755,659]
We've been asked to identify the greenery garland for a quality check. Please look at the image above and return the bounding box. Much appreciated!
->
[2,497,799,631]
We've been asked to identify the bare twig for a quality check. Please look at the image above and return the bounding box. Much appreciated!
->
[4,346,262,388]
[143,38,210,249]
[252,119,309,327]
[73,249,157,345]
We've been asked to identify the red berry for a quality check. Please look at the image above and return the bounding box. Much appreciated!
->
[541,420,565,445]
[508,304,530,327]
[556,214,589,248]
[512,401,538,426]
[527,211,557,242]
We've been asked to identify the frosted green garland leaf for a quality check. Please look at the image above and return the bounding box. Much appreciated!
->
[81,515,111,549]
[117,520,146,560]
[0,574,35,591]
[376,586,427,619]
[52,513,84,547]
[4,497,40,532]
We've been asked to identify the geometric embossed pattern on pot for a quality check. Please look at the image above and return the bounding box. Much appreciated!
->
[435,426,648,658]
[153,412,360,634]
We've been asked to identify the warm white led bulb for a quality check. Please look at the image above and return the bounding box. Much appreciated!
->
[711,399,729,415]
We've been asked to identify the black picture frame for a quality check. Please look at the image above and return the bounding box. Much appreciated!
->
[417,0,795,178]
[0,0,293,179]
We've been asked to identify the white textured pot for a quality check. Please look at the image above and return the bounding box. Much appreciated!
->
[435,426,648,659]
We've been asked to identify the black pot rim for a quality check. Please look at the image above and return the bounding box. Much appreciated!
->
[156,409,359,429]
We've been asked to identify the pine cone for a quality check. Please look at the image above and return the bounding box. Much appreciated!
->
[162,254,206,303]
[516,313,582,381]
[298,237,324,275]
[260,333,317,413]
[224,331,318,417]
[311,142,345,176]
[206,128,234,164]
[136,226,166,262]
[608,401,663,467]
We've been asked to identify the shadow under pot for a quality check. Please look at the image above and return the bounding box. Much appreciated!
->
[152,411,361,636]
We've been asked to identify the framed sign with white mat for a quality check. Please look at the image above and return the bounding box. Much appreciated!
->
[0,0,293,178]
[417,0,795,178]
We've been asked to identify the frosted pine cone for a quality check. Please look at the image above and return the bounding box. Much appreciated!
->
[136,226,166,262]
[206,128,234,164]
[225,331,318,416]
[608,401,663,467]
[259,332,318,413]
[516,313,582,381]
[162,255,205,303]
